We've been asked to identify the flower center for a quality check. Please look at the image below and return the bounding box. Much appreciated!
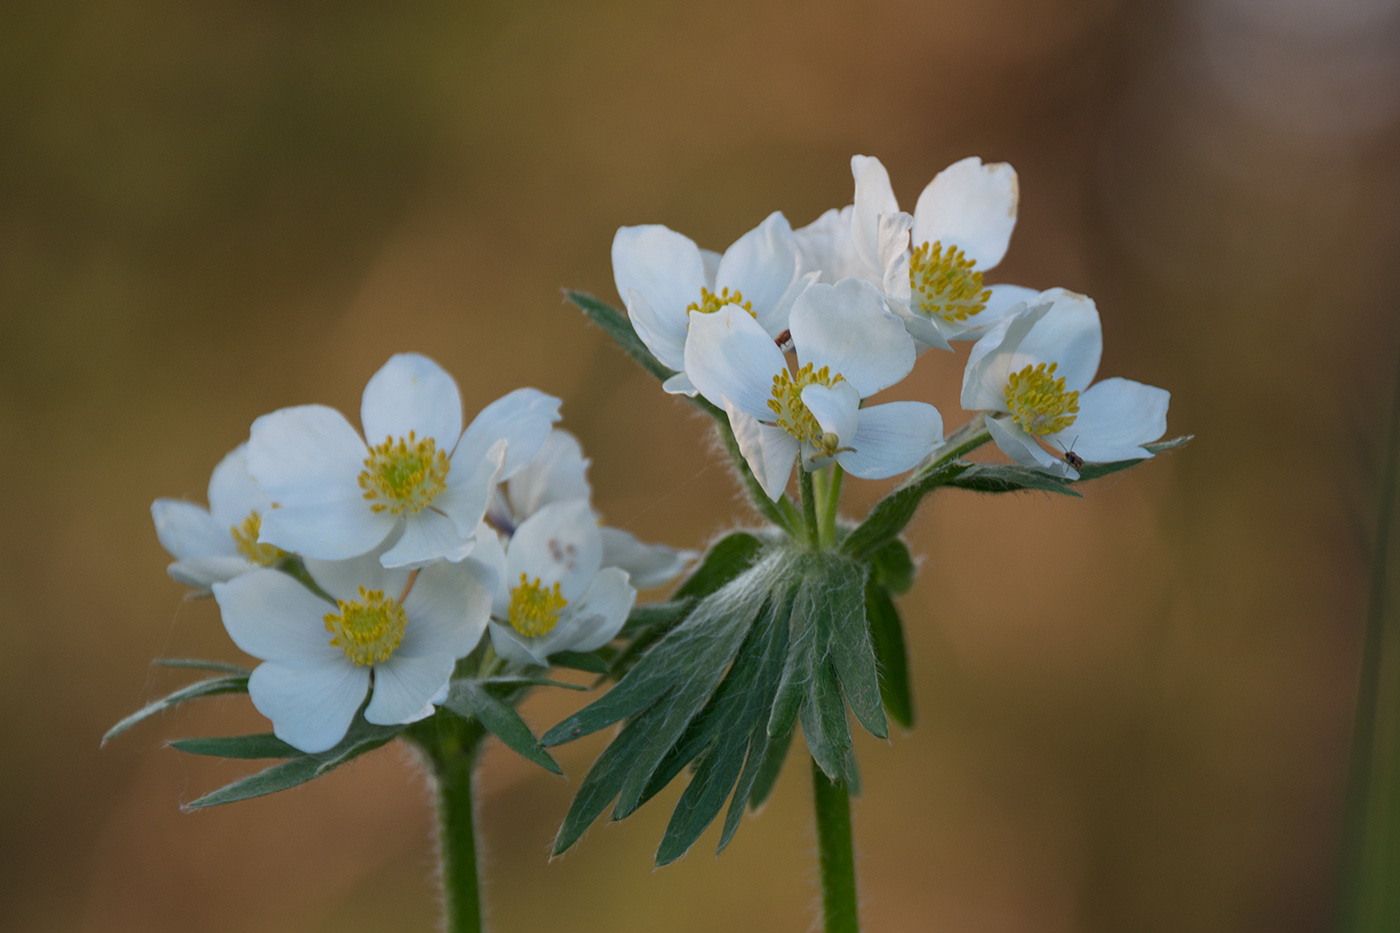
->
[908,240,989,324]
[358,431,450,515]
[324,587,407,665]
[508,574,568,638]
[768,362,846,455]
[686,286,754,318]
[229,510,286,567]
[1004,362,1079,436]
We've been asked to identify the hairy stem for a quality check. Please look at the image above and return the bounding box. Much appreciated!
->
[812,757,859,933]
[800,468,820,549]
[415,715,489,933]
[820,465,844,548]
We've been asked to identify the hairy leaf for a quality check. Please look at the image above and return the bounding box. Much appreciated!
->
[869,538,916,595]
[169,733,299,759]
[566,289,673,383]
[865,583,914,728]
[103,675,249,745]
[443,681,561,774]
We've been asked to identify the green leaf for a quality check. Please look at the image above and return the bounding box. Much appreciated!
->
[565,290,674,383]
[801,659,858,791]
[312,733,397,777]
[841,461,969,561]
[673,532,765,601]
[865,583,914,728]
[870,538,916,595]
[745,715,796,813]
[547,650,609,674]
[1073,435,1193,482]
[169,733,299,759]
[944,462,1081,497]
[154,658,253,675]
[443,681,561,775]
[811,555,885,740]
[619,600,692,636]
[103,675,249,746]
[480,675,588,692]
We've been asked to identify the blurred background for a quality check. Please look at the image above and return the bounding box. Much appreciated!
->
[3,0,1399,929]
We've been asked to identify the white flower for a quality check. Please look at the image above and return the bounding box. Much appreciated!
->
[684,277,944,499]
[151,443,284,589]
[793,206,871,286]
[612,212,809,395]
[248,353,561,569]
[473,500,637,667]
[961,288,1171,478]
[850,155,1034,350]
[487,429,696,589]
[211,553,496,753]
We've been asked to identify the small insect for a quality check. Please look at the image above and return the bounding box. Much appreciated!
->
[1056,437,1084,470]
[774,329,793,350]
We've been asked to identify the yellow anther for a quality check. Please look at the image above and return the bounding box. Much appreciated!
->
[1004,362,1079,436]
[229,510,286,567]
[686,286,754,318]
[767,363,845,443]
[324,587,407,666]
[358,431,450,515]
[508,574,568,638]
[909,240,990,324]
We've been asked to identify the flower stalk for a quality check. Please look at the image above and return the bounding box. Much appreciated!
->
[812,757,860,933]
[415,714,489,933]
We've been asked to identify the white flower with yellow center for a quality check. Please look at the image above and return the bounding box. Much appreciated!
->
[961,288,1171,478]
[472,500,637,667]
[850,154,1036,351]
[248,353,561,569]
[151,443,286,589]
[612,211,809,395]
[486,429,697,589]
[211,552,495,753]
[684,278,944,499]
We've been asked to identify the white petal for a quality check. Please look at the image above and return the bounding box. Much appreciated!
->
[1015,288,1102,392]
[986,415,1072,477]
[151,499,234,561]
[1046,378,1169,463]
[876,210,913,292]
[206,444,271,528]
[888,298,955,352]
[379,508,475,569]
[795,206,868,285]
[487,619,551,667]
[506,499,603,601]
[247,404,366,505]
[836,402,944,479]
[258,500,398,561]
[455,387,562,481]
[612,224,708,347]
[400,557,496,659]
[700,248,722,285]
[599,526,696,590]
[506,429,592,521]
[558,567,636,653]
[726,397,798,500]
[661,371,700,396]
[790,279,915,398]
[952,284,1040,343]
[960,300,1052,412]
[168,556,256,589]
[365,652,453,725]
[213,569,342,664]
[438,439,507,538]
[247,660,369,754]
[851,155,899,276]
[303,552,404,605]
[359,353,463,453]
[801,381,860,445]
[469,524,511,617]
[716,211,801,336]
[684,305,787,419]
[627,288,687,373]
[911,157,1019,270]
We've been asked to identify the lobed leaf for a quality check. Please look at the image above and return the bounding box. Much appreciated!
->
[565,290,674,383]
[103,675,249,746]
[547,650,609,674]
[443,681,561,774]
[170,733,299,759]
[865,583,914,728]
[944,462,1081,497]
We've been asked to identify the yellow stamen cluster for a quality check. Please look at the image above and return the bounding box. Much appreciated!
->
[229,510,286,567]
[768,363,845,453]
[1004,362,1079,436]
[324,586,407,666]
[508,574,568,638]
[909,240,990,324]
[359,431,449,515]
[686,286,754,318]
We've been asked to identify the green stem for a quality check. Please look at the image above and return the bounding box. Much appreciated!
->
[926,423,992,473]
[416,716,489,933]
[812,757,859,933]
[820,465,844,548]
[1341,348,1400,930]
[799,468,820,549]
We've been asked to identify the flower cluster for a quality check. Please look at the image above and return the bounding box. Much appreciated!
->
[614,154,1170,489]
[149,353,691,753]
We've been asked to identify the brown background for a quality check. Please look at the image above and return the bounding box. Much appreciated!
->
[4,0,1399,929]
